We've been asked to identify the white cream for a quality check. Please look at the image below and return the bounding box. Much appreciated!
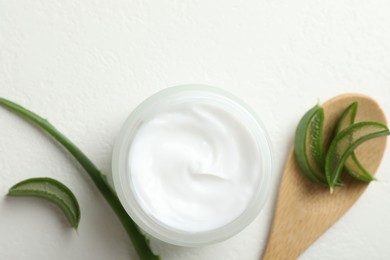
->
[128,101,262,233]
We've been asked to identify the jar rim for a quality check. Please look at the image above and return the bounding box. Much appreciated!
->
[112,84,273,246]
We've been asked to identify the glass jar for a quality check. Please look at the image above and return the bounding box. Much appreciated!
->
[112,84,273,246]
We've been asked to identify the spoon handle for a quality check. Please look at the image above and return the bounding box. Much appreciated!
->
[262,153,314,260]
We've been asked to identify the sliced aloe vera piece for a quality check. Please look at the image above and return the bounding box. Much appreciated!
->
[335,102,375,182]
[8,177,80,229]
[325,121,390,192]
[334,102,358,134]
[294,104,327,184]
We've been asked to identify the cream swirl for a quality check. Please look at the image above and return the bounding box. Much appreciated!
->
[128,101,261,232]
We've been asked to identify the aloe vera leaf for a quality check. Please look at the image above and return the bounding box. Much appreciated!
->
[294,104,328,185]
[0,98,159,260]
[325,121,390,192]
[335,102,375,182]
[8,177,80,229]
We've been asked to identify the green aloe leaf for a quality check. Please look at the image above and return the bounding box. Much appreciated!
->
[0,98,159,260]
[335,102,375,182]
[294,104,327,185]
[325,121,390,192]
[8,178,80,229]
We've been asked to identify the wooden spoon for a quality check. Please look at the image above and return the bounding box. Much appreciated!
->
[262,94,388,260]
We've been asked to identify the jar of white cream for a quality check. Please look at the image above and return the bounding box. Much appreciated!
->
[112,85,272,246]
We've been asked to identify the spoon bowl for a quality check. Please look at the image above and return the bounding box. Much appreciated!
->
[262,94,387,259]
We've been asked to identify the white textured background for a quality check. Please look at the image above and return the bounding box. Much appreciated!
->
[1,1,390,259]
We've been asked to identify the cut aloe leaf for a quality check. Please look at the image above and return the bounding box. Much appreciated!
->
[0,97,159,260]
[8,177,80,229]
[294,104,327,185]
[325,121,390,192]
[334,102,358,134]
[335,102,375,182]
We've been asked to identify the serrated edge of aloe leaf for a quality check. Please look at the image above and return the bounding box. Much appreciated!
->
[294,104,327,185]
[325,121,390,192]
[7,177,80,229]
[311,106,325,170]
[335,101,376,182]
